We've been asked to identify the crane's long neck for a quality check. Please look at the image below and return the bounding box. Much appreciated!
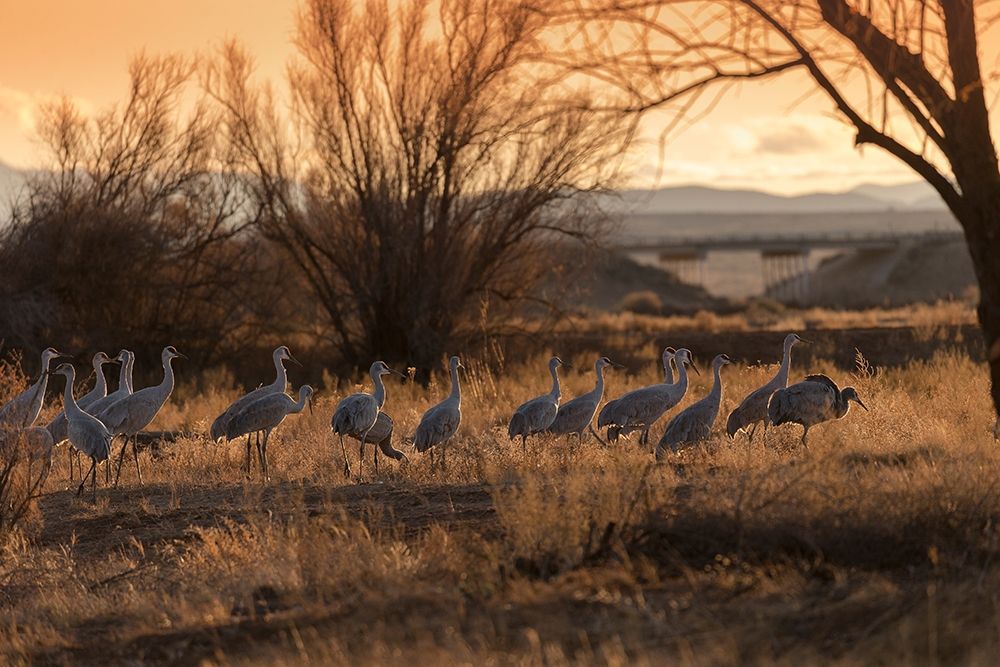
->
[708,363,724,405]
[61,371,84,418]
[93,360,108,396]
[118,356,132,394]
[663,357,674,385]
[372,372,387,409]
[271,354,287,392]
[549,364,561,400]
[592,364,606,402]
[158,356,176,400]
[674,359,689,393]
[292,391,310,415]
[775,342,794,387]
[449,365,461,403]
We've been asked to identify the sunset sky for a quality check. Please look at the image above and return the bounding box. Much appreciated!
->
[0,1,953,194]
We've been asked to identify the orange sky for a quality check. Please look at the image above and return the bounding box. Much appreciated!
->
[0,1,981,194]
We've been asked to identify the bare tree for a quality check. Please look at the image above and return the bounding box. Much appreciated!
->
[208,0,634,372]
[0,55,284,371]
[552,0,1000,423]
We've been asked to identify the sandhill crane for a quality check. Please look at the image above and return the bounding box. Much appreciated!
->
[85,350,134,418]
[331,361,403,479]
[47,351,115,441]
[82,349,133,483]
[226,385,314,481]
[656,354,732,459]
[98,346,186,487]
[726,333,806,442]
[48,363,112,500]
[211,345,300,443]
[767,374,869,447]
[600,347,676,443]
[47,351,116,479]
[0,348,67,429]
[547,356,619,440]
[598,348,699,447]
[507,356,568,449]
[414,356,464,468]
[347,412,408,476]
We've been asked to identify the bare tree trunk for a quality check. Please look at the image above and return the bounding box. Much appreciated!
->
[959,197,1000,420]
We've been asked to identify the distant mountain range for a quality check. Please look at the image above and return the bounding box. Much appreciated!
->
[0,160,948,217]
[609,181,947,215]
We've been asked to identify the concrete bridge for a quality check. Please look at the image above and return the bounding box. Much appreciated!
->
[616,229,964,303]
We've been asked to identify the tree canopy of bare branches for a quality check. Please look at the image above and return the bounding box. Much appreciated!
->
[0,55,283,371]
[209,0,634,371]
[552,0,1000,422]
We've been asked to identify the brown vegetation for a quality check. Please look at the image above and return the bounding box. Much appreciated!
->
[0,343,997,664]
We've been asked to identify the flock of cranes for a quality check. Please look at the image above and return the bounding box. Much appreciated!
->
[0,334,869,499]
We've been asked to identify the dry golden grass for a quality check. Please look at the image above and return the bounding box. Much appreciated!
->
[1,342,999,665]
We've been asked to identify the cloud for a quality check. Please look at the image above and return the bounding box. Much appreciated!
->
[754,121,829,155]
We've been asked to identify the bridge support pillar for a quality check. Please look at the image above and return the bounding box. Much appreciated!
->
[657,250,708,286]
[762,250,811,304]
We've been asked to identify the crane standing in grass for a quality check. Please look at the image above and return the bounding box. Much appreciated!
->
[210,345,300,444]
[346,412,408,476]
[47,351,116,479]
[414,356,464,469]
[48,363,112,501]
[226,385,314,481]
[82,350,133,483]
[0,348,67,429]
[598,348,698,447]
[331,361,404,480]
[507,356,568,450]
[97,346,186,487]
[726,333,806,442]
[656,354,732,459]
[602,347,676,442]
[767,374,869,447]
[547,356,619,441]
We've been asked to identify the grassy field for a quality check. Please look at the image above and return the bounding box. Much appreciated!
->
[1,334,999,665]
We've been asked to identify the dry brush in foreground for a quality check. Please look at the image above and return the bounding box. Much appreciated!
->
[0,348,998,665]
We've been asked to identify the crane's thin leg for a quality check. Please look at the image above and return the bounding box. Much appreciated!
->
[92,459,98,503]
[589,425,610,447]
[429,448,436,470]
[261,431,270,481]
[78,458,95,497]
[113,437,129,487]
[358,438,367,482]
[374,443,379,477]
[255,436,264,481]
[67,446,74,481]
[800,427,809,449]
[106,439,114,484]
[132,436,142,486]
[748,422,758,444]
[339,435,351,478]
[243,434,251,478]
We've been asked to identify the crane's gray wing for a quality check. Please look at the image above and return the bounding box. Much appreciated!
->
[415,403,461,449]
[548,396,597,434]
[727,383,778,435]
[597,398,621,428]
[211,385,271,440]
[657,398,718,452]
[332,393,378,436]
[230,393,292,438]
[768,382,835,427]
[516,397,558,434]
[803,374,840,393]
